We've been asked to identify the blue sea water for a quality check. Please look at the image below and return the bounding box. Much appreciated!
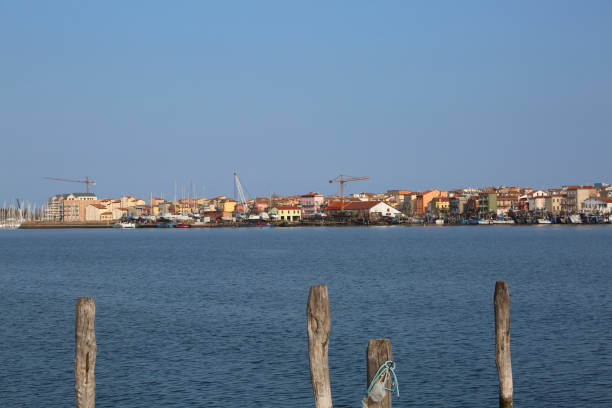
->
[0,226,611,407]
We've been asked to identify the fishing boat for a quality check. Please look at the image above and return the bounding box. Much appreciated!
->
[113,222,135,229]
[494,218,515,224]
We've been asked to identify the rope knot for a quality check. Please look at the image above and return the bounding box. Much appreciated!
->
[361,360,399,407]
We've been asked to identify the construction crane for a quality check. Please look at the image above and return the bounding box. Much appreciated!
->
[43,176,97,193]
[329,174,370,212]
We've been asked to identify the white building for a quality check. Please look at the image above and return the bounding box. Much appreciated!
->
[582,197,612,214]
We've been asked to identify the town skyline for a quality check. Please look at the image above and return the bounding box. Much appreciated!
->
[2,175,610,206]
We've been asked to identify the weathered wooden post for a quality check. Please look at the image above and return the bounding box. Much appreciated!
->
[366,339,393,408]
[75,297,96,408]
[307,285,333,408]
[494,281,513,408]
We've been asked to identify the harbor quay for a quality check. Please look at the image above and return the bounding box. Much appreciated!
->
[3,183,612,229]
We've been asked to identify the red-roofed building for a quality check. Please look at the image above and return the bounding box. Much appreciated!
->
[564,186,597,213]
[325,201,401,219]
[416,190,448,216]
[270,206,301,222]
[582,197,612,213]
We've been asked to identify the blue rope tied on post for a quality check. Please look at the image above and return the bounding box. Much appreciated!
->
[362,360,399,407]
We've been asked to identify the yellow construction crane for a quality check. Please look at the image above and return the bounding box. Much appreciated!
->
[329,174,369,212]
[43,176,97,193]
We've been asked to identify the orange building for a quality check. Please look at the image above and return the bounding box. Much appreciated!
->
[415,189,448,216]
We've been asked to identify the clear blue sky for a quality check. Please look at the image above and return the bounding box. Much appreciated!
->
[1,1,610,203]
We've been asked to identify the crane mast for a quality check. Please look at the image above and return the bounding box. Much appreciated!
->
[233,171,248,217]
[329,174,370,212]
[43,176,96,193]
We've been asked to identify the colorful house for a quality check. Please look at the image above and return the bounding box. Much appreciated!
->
[271,206,302,222]
[416,190,448,216]
[299,192,325,218]
[430,196,450,215]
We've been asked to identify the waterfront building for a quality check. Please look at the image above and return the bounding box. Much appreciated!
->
[496,195,519,215]
[478,192,498,215]
[299,192,325,218]
[527,195,547,212]
[582,197,612,214]
[62,193,99,222]
[430,196,450,216]
[465,196,480,217]
[415,190,448,216]
[217,199,237,213]
[271,206,302,222]
[43,192,97,221]
[449,196,467,216]
[85,203,110,221]
[544,191,564,214]
[43,194,67,221]
[326,201,401,220]
[563,186,597,213]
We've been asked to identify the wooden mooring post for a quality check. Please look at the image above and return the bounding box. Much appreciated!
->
[366,339,393,408]
[494,281,513,408]
[75,297,96,408]
[307,285,333,408]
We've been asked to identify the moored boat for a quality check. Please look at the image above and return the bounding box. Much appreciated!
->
[478,219,493,225]
[494,218,515,224]
[537,219,552,224]
[435,219,444,225]
[113,222,135,229]
[175,223,191,228]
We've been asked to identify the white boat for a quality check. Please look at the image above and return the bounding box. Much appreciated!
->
[0,202,23,230]
[568,214,582,224]
[435,219,444,225]
[0,219,22,230]
[494,219,515,224]
[113,222,135,229]
[537,219,552,224]
[478,219,493,225]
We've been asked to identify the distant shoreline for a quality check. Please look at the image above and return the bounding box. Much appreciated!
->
[17,221,611,229]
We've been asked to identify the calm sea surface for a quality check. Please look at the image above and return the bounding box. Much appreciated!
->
[1,226,611,407]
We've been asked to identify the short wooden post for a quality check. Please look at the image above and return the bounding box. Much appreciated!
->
[307,285,333,408]
[494,281,513,408]
[75,297,96,408]
[366,339,393,408]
